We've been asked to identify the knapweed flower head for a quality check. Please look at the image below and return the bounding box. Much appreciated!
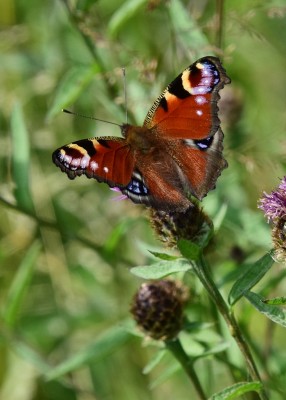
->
[258,177,286,262]
[258,177,286,224]
[150,202,213,248]
[130,280,189,341]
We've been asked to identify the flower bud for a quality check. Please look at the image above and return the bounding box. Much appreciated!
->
[150,203,212,248]
[130,280,188,340]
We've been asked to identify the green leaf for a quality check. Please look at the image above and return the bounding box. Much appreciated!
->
[263,296,286,305]
[244,291,286,328]
[209,381,263,400]
[3,241,41,327]
[177,239,202,261]
[149,363,180,389]
[228,252,274,306]
[194,341,230,361]
[193,219,214,249]
[143,350,166,374]
[45,325,131,380]
[148,251,180,261]
[47,64,100,120]
[130,259,192,279]
[108,0,147,37]
[11,103,34,213]
[217,262,253,289]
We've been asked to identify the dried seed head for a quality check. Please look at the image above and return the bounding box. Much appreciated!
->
[150,203,212,248]
[130,280,189,340]
[272,218,286,262]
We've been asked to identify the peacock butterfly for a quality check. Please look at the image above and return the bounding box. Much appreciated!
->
[52,56,230,212]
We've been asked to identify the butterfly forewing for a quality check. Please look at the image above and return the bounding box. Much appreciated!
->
[52,137,135,187]
[144,56,230,140]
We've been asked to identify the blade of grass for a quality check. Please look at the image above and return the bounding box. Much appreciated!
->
[47,63,100,120]
[44,325,131,381]
[108,0,147,37]
[3,240,41,327]
[11,103,34,213]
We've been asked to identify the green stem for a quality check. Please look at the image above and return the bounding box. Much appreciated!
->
[165,339,207,400]
[191,253,269,400]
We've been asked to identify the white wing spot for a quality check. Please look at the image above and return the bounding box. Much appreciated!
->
[64,154,72,164]
[80,155,90,168]
[71,158,80,167]
[192,86,209,95]
[195,95,207,105]
[90,161,98,171]
[201,77,211,86]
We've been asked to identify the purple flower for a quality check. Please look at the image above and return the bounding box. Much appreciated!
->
[258,177,286,223]
[259,177,286,262]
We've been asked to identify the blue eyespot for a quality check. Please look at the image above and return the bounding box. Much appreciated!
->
[194,136,213,150]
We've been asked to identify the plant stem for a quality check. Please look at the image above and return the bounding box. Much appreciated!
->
[191,253,269,400]
[165,339,207,400]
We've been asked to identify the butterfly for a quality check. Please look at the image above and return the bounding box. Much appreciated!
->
[52,56,230,212]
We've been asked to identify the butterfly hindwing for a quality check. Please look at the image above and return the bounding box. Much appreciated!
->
[122,148,192,211]
[120,129,226,211]
[172,128,227,200]
[52,137,135,187]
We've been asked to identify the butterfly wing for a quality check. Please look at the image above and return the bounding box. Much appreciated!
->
[144,56,230,140]
[52,137,135,188]
[171,128,227,200]
[121,150,192,212]
[120,129,226,211]
[136,56,230,206]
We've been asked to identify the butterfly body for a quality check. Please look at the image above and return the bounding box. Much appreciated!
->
[53,56,230,212]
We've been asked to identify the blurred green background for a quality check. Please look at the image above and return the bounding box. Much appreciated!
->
[1,0,286,399]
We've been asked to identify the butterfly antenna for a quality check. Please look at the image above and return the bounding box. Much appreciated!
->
[62,109,121,127]
[122,67,128,124]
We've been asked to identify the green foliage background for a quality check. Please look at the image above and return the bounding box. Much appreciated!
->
[1,0,286,399]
